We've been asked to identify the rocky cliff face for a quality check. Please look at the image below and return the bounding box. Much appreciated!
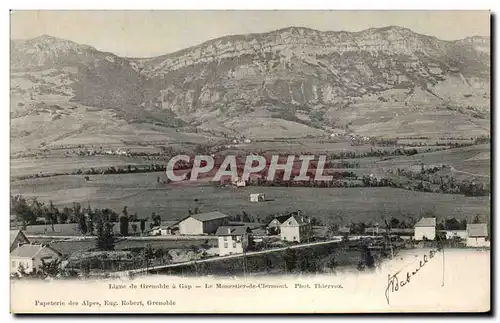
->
[133,27,489,124]
[10,26,490,141]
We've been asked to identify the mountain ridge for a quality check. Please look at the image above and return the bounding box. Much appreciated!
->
[10,26,491,151]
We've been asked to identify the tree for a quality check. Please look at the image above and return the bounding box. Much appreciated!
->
[39,258,62,278]
[119,216,129,236]
[87,218,95,235]
[298,251,319,273]
[358,246,375,271]
[327,256,336,269]
[95,214,115,251]
[47,201,58,231]
[241,211,251,222]
[283,248,297,273]
[437,221,445,231]
[264,255,273,272]
[164,250,173,264]
[155,248,165,264]
[11,195,36,227]
[72,202,82,224]
[390,217,400,229]
[310,217,322,226]
[459,219,467,230]
[60,207,71,224]
[473,215,482,224]
[17,263,27,276]
[144,244,154,268]
[326,223,339,237]
[140,219,146,235]
[444,218,460,230]
[151,212,161,227]
[78,213,88,234]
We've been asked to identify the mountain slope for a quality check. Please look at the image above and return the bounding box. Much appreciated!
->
[10,27,490,151]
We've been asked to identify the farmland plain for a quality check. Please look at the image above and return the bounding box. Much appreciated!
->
[11,172,489,224]
[10,142,490,225]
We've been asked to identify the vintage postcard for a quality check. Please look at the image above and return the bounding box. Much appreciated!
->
[9,10,491,314]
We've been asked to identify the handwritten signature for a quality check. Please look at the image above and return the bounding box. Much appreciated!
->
[385,248,441,305]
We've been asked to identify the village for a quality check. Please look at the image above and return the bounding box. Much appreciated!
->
[9,188,490,279]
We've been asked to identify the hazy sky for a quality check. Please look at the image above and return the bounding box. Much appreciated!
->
[10,10,490,58]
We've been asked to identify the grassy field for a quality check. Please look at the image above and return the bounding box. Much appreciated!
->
[11,171,490,224]
[375,144,490,169]
[10,143,490,226]
[10,156,160,177]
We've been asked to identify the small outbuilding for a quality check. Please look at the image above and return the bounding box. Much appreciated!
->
[177,211,230,235]
[466,223,489,247]
[414,217,436,241]
[250,193,265,202]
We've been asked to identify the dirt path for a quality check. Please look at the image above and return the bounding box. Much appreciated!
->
[450,166,490,178]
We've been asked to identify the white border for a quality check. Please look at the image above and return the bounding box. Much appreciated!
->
[2,1,498,323]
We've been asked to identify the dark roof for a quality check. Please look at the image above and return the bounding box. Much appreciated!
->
[10,244,62,258]
[190,211,229,222]
[415,217,436,227]
[281,215,309,226]
[467,223,488,237]
[216,226,252,236]
[267,215,291,226]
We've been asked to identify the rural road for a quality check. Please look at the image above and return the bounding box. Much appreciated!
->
[26,235,217,241]
[450,166,490,178]
[111,237,346,276]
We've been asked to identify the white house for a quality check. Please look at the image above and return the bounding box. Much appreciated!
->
[10,229,30,252]
[10,244,62,274]
[414,217,436,241]
[466,223,489,247]
[216,226,252,256]
[250,193,265,202]
[150,226,173,236]
[280,215,312,243]
[233,177,246,187]
[440,230,468,240]
[177,211,229,235]
[266,215,291,235]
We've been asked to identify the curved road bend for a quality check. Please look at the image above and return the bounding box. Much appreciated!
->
[111,237,347,277]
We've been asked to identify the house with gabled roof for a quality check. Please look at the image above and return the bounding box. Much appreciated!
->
[266,215,291,235]
[177,211,230,235]
[414,217,436,241]
[10,244,62,274]
[216,226,252,256]
[466,223,489,247]
[10,229,30,252]
[280,214,312,243]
